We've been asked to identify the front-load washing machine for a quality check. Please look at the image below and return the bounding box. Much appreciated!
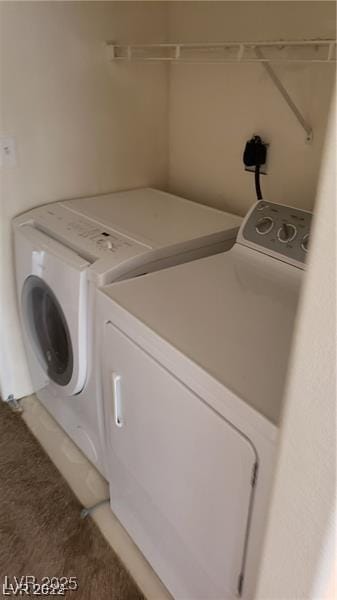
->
[96,200,312,599]
[13,187,241,476]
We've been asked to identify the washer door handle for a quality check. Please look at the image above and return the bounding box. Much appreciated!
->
[111,373,123,428]
[32,249,45,276]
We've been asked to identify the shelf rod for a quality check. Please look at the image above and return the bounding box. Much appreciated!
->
[255,47,313,142]
[112,57,335,64]
[109,39,335,49]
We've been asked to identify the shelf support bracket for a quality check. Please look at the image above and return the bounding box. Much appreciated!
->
[255,47,313,143]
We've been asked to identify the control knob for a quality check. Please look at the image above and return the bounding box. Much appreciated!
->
[104,240,114,250]
[277,223,297,243]
[257,202,269,211]
[98,239,115,250]
[256,216,274,235]
[301,234,309,252]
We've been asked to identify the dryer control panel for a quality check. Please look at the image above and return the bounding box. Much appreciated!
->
[239,201,312,267]
[27,203,151,263]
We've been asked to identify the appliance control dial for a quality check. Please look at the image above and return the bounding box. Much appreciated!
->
[257,202,269,211]
[96,237,117,251]
[256,216,274,235]
[277,223,297,244]
[301,233,309,252]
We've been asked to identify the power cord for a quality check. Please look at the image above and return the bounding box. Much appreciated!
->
[254,164,262,200]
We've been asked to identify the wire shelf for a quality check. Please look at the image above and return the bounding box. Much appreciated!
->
[106,39,336,142]
[106,39,336,64]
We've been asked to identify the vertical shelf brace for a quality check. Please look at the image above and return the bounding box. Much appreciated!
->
[255,47,313,143]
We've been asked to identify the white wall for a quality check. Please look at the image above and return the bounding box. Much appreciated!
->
[0,1,169,399]
[255,90,336,599]
[168,1,336,216]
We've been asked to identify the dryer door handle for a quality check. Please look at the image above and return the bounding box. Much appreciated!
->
[111,373,123,428]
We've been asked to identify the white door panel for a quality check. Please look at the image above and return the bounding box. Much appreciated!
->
[103,323,256,599]
[14,225,88,397]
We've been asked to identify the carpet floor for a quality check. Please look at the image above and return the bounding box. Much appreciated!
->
[0,401,144,599]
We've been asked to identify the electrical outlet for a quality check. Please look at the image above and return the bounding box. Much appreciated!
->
[243,136,268,175]
[0,137,17,167]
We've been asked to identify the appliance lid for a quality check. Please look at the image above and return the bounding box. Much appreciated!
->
[100,244,303,425]
[13,188,242,270]
[62,188,242,248]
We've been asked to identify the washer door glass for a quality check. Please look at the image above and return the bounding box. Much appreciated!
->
[22,275,73,386]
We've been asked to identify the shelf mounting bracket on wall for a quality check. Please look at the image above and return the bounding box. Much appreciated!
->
[255,47,313,143]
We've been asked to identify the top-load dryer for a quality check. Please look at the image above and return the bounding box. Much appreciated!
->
[13,187,241,475]
[96,200,312,599]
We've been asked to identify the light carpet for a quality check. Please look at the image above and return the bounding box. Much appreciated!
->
[0,400,144,599]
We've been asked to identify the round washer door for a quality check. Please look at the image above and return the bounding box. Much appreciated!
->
[22,275,73,386]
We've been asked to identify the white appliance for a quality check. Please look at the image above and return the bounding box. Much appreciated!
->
[13,188,241,475]
[96,200,312,599]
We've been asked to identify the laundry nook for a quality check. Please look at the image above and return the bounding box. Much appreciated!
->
[0,2,335,600]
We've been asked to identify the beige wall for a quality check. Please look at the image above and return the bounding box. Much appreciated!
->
[0,1,169,399]
[255,89,336,600]
[168,1,336,216]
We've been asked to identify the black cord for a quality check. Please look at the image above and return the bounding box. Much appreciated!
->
[254,164,263,200]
